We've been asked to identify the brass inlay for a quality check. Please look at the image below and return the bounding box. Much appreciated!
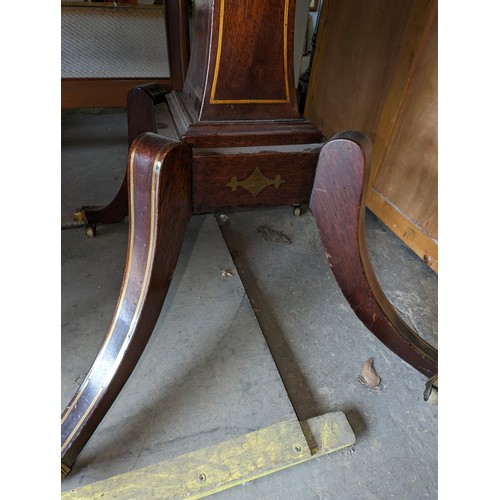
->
[61,142,170,455]
[73,208,88,224]
[210,0,290,104]
[61,462,72,480]
[60,143,139,431]
[226,167,285,197]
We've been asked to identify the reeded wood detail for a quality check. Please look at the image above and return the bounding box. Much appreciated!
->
[62,132,192,470]
[310,132,437,377]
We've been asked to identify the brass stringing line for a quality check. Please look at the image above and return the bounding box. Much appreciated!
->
[60,144,139,429]
[60,379,89,427]
[62,142,170,452]
[209,0,225,103]
[283,0,290,102]
[105,144,168,380]
[210,0,290,104]
[61,388,104,453]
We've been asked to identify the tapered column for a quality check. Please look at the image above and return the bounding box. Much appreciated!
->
[183,0,299,121]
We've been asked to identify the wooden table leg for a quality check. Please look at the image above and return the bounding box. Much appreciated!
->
[74,84,169,234]
[61,132,192,476]
[310,132,438,378]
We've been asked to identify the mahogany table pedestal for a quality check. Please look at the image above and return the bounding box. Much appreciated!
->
[62,0,437,478]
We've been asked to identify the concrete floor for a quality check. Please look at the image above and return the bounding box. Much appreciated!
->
[61,108,438,498]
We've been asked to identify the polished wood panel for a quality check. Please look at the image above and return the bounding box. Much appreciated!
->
[185,0,300,121]
[62,0,437,477]
[211,1,288,102]
[184,120,324,148]
[62,132,193,472]
[192,145,321,213]
[310,133,437,377]
[164,0,191,90]
[182,0,212,111]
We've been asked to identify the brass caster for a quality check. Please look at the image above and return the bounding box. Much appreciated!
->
[73,207,88,225]
[293,205,302,217]
[86,224,96,238]
[423,374,438,405]
[425,387,438,405]
[61,462,71,480]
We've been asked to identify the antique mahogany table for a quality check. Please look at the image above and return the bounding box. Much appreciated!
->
[61,0,437,478]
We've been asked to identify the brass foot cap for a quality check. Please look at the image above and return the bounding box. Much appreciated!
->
[61,462,71,480]
[73,208,88,224]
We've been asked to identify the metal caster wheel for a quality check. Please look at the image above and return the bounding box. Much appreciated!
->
[423,375,438,405]
[425,387,438,405]
[85,224,96,238]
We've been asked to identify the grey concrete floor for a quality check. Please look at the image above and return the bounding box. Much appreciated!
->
[61,108,438,499]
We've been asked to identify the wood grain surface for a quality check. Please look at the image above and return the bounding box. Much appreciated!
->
[62,132,192,471]
[310,133,437,377]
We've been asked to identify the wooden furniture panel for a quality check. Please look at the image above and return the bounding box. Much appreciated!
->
[372,7,438,240]
[192,145,321,212]
[304,0,415,139]
[305,0,438,271]
[61,78,172,108]
[62,0,438,479]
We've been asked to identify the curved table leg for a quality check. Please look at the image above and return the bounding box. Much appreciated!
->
[61,132,192,477]
[74,84,169,233]
[310,131,437,378]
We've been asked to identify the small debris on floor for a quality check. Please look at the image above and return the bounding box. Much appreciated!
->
[213,266,234,278]
[256,225,292,245]
[358,357,381,387]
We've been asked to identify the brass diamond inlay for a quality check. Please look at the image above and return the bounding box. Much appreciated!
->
[226,167,286,197]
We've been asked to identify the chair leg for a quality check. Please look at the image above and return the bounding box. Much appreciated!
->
[61,132,192,477]
[310,131,437,378]
[74,84,169,233]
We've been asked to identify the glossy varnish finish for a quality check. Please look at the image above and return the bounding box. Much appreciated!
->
[184,0,299,121]
[62,132,192,471]
[164,0,191,90]
[63,0,438,477]
[192,145,321,213]
[310,133,437,377]
[183,119,323,149]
